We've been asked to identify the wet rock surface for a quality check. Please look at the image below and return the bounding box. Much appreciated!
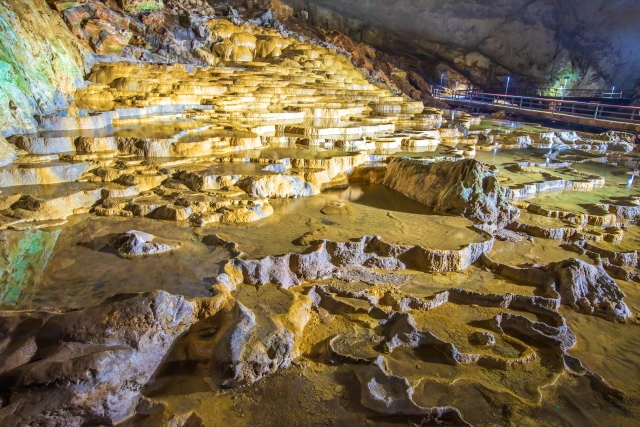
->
[108,229,182,257]
[214,234,494,290]
[354,356,469,423]
[546,258,632,320]
[0,291,195,427]
[376,157,520,230]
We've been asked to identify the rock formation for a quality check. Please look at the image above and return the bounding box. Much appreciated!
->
[0,229,59,307]
[355,356,469,423]
[546,258,632,320]
[285,0,640,90]
[0,291,195,426]
[202,292,311,387]
[108,230,181,257]
[354,157,520,230]
[0,0,88,134]
[214,234,494,290]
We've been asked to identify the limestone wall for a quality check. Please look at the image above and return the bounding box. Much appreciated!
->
[0,0,89,135]
[285,0,640,91]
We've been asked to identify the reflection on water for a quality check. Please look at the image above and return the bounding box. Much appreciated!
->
[184,161,277,177]
[334,182,434,215]
[33,119,201,139]
[234,146,358,160]
[22,183,487,309]
[35,216,223,309]
[469,117,555,134]
[0,182,102,198]
[111,121,203,139]
[0,229,59,308]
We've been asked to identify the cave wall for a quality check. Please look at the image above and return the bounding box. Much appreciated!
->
[285,0,640,91]
[0,0,636,139]
[0,0,90,135]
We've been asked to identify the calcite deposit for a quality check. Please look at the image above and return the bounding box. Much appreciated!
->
[0,1,638,427]
[109,229,182,257]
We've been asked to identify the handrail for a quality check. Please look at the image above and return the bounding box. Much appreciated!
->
[433,86,635,100]
[436,91,640,124]
[516,87,635,99]
[462,91,640,108]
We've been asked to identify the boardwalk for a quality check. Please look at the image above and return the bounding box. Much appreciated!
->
[437,92,640,133]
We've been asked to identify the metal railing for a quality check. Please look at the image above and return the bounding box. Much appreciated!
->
[515,87,635,99]
[432,86,451,98]
[437,91,640,124]
[431,85,635,100]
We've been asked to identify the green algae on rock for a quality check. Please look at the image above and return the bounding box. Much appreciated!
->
[0,0,88,135]
[121,0,164,13]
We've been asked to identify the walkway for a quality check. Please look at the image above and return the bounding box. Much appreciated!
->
[435,91,640,133]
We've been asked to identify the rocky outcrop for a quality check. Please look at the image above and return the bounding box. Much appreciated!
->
[355,356,469,423]
[285,0,640,90]
[206,295,311,387]
[0,0,88,135]
[108,230,182,257]
[360,158,520,230]
[214,234,494,290]
[0,291,195,427]
[483,254,632,321]
[603,198,640,220]
[0,136,19,167]
[0,285,310,425]
[236,173,315,199]
[175,285,311,388]
[318,29,448,108]
[545,258,632,320]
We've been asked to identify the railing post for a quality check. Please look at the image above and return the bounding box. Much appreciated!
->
[594,104,599,119]
[519,98,523,109]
